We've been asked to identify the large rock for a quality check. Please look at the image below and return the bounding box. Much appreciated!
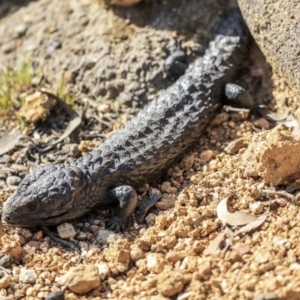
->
[238,0,300,92]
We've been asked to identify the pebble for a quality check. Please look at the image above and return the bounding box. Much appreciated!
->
[225,138,245,155]
[249,201,264,214]
[0,155,12,164]
[253,118,270,129]
[0,170,7,180]
[14,24,27,38]
[57,265,100,294]
[155,194,175,210]
[6,175,21,187]
[45,291,65,300]
[254,292,279,300]
[0,275,10,289]
[130,247,145,261]
[19,268,38,284]
[156,270,186,297]
[199,150,214,164]
[47,39,62,52]
[57,223,77,239]
[97,230,120,245]
[0,253,13,268]
[82,57,99,70]
[146,253,165,273]
[97,263,110,280]
[97,103,111,113]
[161,182,177,194]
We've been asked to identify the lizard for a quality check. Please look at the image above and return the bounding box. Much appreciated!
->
[2,9,250,232]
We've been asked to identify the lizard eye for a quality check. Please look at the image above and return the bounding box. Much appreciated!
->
[27,204,36,211]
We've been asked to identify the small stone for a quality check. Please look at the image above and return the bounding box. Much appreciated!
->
[179,155,194,170]
[76,232,88,240]
[210,112,229,126]
[58,265,100,294]
[68,144,80,158]
[97,263,110,280]
[23,241,41,255]
[20,229,33,240]
[0,170,8,180]
[57,223,76,239]
[254,251,272,264]
[45,291,64,300]
[224,138,245,155]
[47,39,62,52]
[155,194,175,210]
[146,253,165,273]
[19,268,38,284]
[82,57,99,70]
[0,155,12,164]
[1,234,23,259]
[161,182,177,194]
[116,249,130,264]
[26,287,36,297]
[254,292,279,300]
[78,140,99,155]
[0,254,13,268]
[0,275,10,289]
[234,244,251,256]
[253,118,270,129]
[156,270,187,297]
[14,24,27,38]
[130,247,145,261]
[145,213,156,225]
[18,91,56,124]
[97,230,120,245]
[148,187,161,197]
[199,150,214,164]
[6,176,22,187]
[249,201,264,214]
[97,103,111,113]
[33,230,43,240]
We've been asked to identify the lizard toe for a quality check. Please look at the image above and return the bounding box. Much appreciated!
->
[105,216,126,232]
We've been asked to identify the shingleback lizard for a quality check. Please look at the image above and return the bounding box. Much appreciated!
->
[2,9,250,232]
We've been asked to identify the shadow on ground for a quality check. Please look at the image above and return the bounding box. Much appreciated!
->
[0,0,37,20]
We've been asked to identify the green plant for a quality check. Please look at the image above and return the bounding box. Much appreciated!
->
[0,59,33,110]
[0,60,76,113]
[57,75,76,107]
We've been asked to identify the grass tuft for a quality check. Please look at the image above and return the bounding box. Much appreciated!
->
[57,74,76,108]
[0,59,33,110]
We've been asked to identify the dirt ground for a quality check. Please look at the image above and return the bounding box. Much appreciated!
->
[1,1,300,299]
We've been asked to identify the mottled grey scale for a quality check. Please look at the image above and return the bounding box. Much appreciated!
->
[2,10,250,230]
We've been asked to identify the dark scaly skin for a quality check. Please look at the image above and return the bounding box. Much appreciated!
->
[2,10,250,231]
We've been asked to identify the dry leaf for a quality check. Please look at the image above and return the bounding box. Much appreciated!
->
[205,227,234,254]
[267,106,289,122]
[235,212,268,236]
[135,194,162,223]
[217,197,257,226]
[0,133,23,156]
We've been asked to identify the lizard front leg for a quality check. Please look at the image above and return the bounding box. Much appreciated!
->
[105,185,137,232]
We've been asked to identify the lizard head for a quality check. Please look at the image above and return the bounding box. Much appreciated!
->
[2,164,86,226]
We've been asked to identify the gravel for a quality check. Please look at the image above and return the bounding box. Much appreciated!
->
[1,0,300,299]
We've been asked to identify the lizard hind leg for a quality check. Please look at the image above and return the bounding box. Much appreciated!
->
[105,185,137,232]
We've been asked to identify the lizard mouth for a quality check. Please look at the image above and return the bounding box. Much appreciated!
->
[43,210,70,221]
[2,210,70,227]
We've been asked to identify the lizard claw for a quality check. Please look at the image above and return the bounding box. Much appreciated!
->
[105,216,126,233]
